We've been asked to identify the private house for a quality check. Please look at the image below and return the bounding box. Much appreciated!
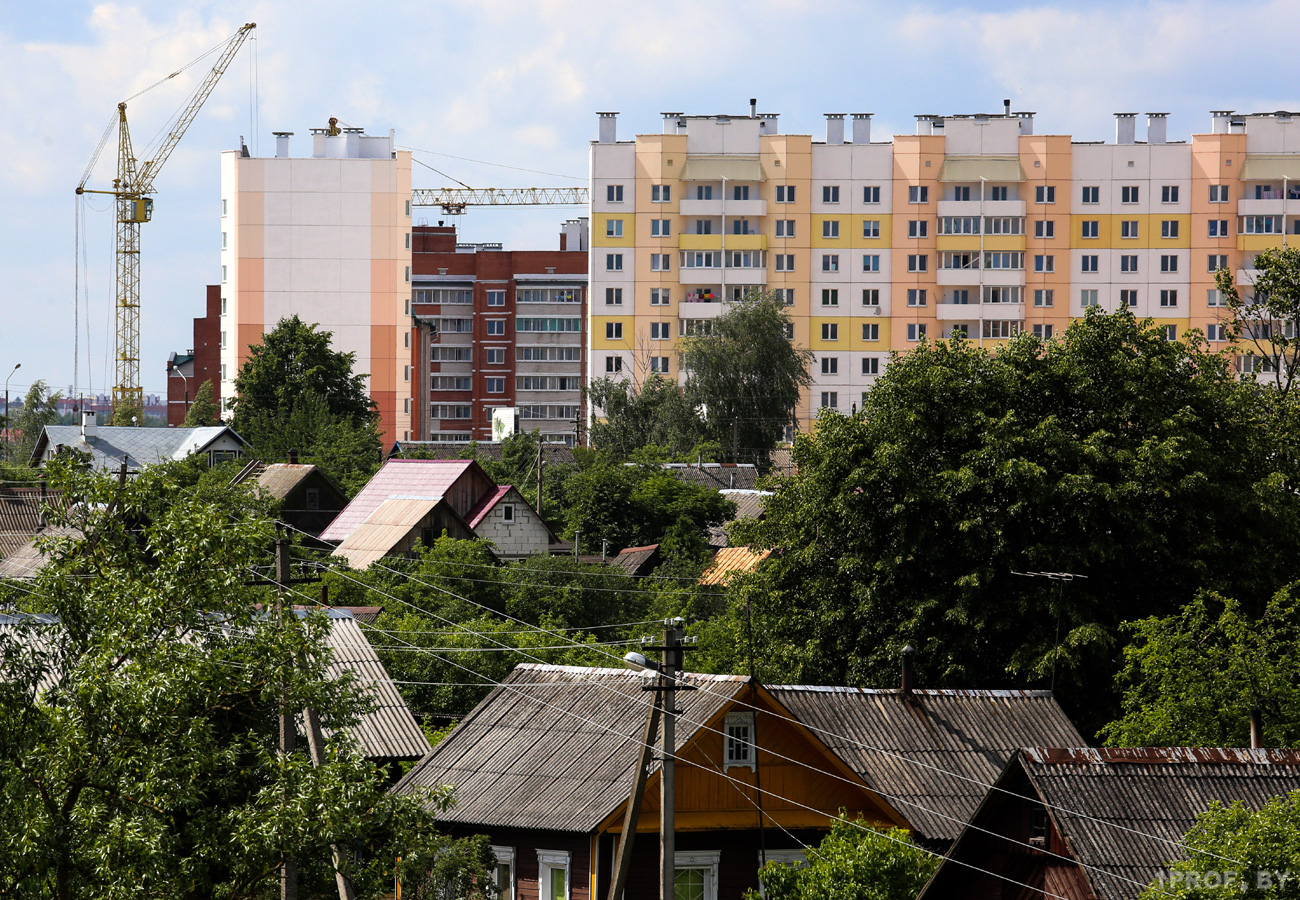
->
[698,547,772,586]
[30,417,249,473]
[708,491,770,550]
[917,747,1300,900]
[229,461,349,539]
[322,458,560,566]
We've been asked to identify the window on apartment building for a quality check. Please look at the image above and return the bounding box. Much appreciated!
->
[1208,288,1227,307]
[908,185,928,204]
[1208,254,1229,272]
[1034,254,1055,273]
[486,348,506,365]
[404,331,411,348]
[1162,185,1180,203]
[221,364,227,380]
[486,320,506,336]
[860,357,880,376]
[1033,324,1055,339]
[775,254,794,271]
[1035,185,1056,204]
[1121,220,1139,239]
[606,185,624,202]
[650,322,670,340]
[862,220,881,239]
[991,185,1010,201]
[907,288,927,307]
[606,253,622,271]
[221,265,227,282]
[1162,325,1177,341]
[733,184,750,200]
[774,288,794,305]
[953,186,971,201]
[1121,289,1139,307]
[651,253,670,271]
[1207,323,1227,341]
[823,220,840,238]
[221,231,227,249]
[821,357,838,375]
[605,287,623,305]
[1161,255,1179,273]
[1034,220,1054,239]
[1081,186,1099,204]
[486,377,506,393]
[1209,184,1229,202]
[982,320,1019,339]
[864,186,881,204]
[221,297,228,315]
[651,219,671,237]
[907,220,927,239]
[1122,185,1139,204]
[405,233,411,250]
[823,254,840,272]
[782,322,794,339]
[820,323,839,341]
[907,254,927,273]
[820,391,838,409]
[907,323,927,341]
[405,200,411,217]
[1209,220,1229,238]
[862,288,880,306]
[776,185,795,203]
[1081,255,1099,273]
[1160,289,1178,307]
[404,266,411,283]
[1121,255,1138,273]
[650,288,669,305]
[695,219,713,235]
[822,186,840,203]
[862,323,879,341]
[1081,289,1099,307]
[650,356,670,373]
[538,852,570,900]
[1033,289,1054,307]
[652,184,671,202]
[696,185,714,200]
[605,356,623,373]
[220,330,227,348]
[605,322,623,340]
[487,290,506,307]
[775,220,795,237]
[821,289,839,307]
[221,198,228,216]
[1161,220,1180,239]
[860,254,879,273]
[1081,220,1099,239]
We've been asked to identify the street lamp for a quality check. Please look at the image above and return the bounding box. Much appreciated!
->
[3,363,19,463]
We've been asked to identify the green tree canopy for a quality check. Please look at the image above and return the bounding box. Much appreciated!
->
[729,310,1300,734]
[586,374,706,459]
[183,378,220,427]
[1216,247,1300,399]
[1101,588,1300,747]
[8,380,62,464]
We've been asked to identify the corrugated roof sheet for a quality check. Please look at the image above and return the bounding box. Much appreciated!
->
[320,459,478,543]
[33,425,248,472]
[0,526,82,579]
[331,497,443,570]
[253,463,325,499]
[654,463,761,491]
[0,488,51,559]
[465,486,511,529]
[679,156,766,182]
[937,156,1026,183]
[699,547,771,584]
[1021,747,1300,900]
[709,490,770,548]
[768,687,1085,843]
[393,663,748,832]
[611,544,660,576]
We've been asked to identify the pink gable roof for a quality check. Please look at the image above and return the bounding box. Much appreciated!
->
[319,458,480,543]
[465,485,512,529]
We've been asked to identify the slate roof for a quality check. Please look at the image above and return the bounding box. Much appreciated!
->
[709,490,770,549]
[0,488,53,559]
[320,459,478,543]
[31,425,249,472]
[0,526,82,579]
[1019,747,1300,900]
[610,544,660,576]
[331,497,447,570]
[650,463,761,491]
[249,463,333,499]
[393,663,750,832]
[768,687,1085,844]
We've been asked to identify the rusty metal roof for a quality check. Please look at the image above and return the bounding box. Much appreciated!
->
[392,663,749,832]
[698,547,771,584]
[767,686,1085,843]
[1019,747,1300,900]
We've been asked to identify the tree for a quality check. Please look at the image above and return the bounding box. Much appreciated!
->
[586,374,707,459]
[0,463,486,898]
[748,817,937,900]
[680,289,811,459]
[729,310,1300,735]
[1216,248,1300,398]
[109,393,143,427]
[1100,588,1300,747]
[9,380,62,464]
[1138,791,1300,900]
[183,378,220,427]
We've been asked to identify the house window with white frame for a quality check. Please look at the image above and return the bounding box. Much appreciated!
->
[538,850,570,900]
[676,852,721,900]
[492,847,516,900]
[724,712,756,770]
[501,503,515,523]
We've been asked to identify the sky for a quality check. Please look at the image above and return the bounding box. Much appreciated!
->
[3,0,1300,402]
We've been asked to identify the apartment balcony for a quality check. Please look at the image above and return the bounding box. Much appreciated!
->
[678,198,768,217]
[678,233,768,251]
[936,301,978,321]
[936,268,1026,287]
[935,199,1026,218]
[725,267,768,285]
[936,268,980,286]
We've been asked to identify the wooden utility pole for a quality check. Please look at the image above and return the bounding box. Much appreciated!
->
[605,692,661,900]
[305,703,358,900]
[276,535,298,900]
[657,619,686,900]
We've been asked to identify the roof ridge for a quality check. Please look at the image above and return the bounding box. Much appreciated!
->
[771,685,1058,698]
[1024,747,1300,765]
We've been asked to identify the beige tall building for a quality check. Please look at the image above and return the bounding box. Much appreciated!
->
[219,127,413,444]
[589,107,1300,429]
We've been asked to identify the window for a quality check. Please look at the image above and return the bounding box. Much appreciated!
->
[733,184,750,200]
[1035,220,1055,239]
[492,847,516,900]
[605,287,623,306]
[606,219,624,237]
[953,186,971,201]
[863,185,881,204]
[499,503,516,524]
[650,322,670,340]
[221,231,227,249]
[908,185,928,204]
[486,376,506,393]
[220,330,227,349]
[984,252,1023,269]
[221,198,228,216]
[604,356,622,373]
[1242,216,1283,234]
[774,288,794,305]
[862,254,880,272]
[1081,220,1099,239]
[782,322,794,339]
[862,323,879,341]
[907,323,927,341]
[982,320,1019,338]
[983,286,1021,304]
[774,254,794,271]
[1081,186,1100,204]
[606,185,624,202]
[1208,288,1227,307]
[538,851,570,900]
[862,288,880,306]
[1121,255,1138,273]
[1081,255,1099,273]
[432,376,473,391]
[487,290,506,307]
[651,184,671,203]
[940,216,980,235]
[516,375,580,391]
[1207,323,1228,341]
[823,220,840,238]
[1081,289,1099,307]
[419,288,472,304]
[651,219,671,237]
[862,357,880,375]
[695,219,713,235]
[907,289,927,307]
[303,488,321,511]
[907,254,927,272]
[985,216,1024,235]
[486,348,506,364]
[650,288,670,306]
[907,220,927,239]
[1161,185,1179,203]
[650,357,670,373]
[221,297,228,315]
[1160,255,1179,273]
[1035,185,1056,204]
[1208,220,1229,238]
[822,185,840,203]
[1034,289,1054,307]
[651,253,670,271]
[1161,220,1179,238]
[949,289,970,305]
[820,323,839,341]
[776,220,795,237]
[1162,324,1177,341]
[605,322,623,340]
[1209,184,1229,203]
[517,348,580,362]
[822,254,840,272]
[486,320,506,336]
[820,357,838,375]
[696,185,713,200]
[989,185,1008,201]
[1121,185,1139,204]
[221,265,227,282]
[1120,289,1139,307]
[605,253,622,271]
[821,289,839,307]
[1160,289,1178,307]
[776,185,795,203]
[1208,254,1228,272]
[1034,254,1055,273]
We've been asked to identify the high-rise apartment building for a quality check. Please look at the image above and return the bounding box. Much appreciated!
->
[220,127,413,444]
[589,107,1300,428]
[410,220,588,444]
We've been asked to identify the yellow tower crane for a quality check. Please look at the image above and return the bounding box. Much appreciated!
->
[77,23,256,420]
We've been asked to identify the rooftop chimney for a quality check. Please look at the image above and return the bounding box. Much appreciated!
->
[1211,110,1235,134]
[288,448,299,464]
[750,98,757,118]
[661,112,684,134]
[852,113,872,144]
[1004,98,1011,117]
[825,113,845,144]
[597,112,618,143]
[901,644,915,697]
[1115,113,1137,145]
[81,410,96,440]
[1147,113,1168,145]
[1251,709,1264,749]
[273,131,293,158]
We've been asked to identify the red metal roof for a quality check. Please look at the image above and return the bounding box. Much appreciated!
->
[319,458,478,542]
[465,485,511,529]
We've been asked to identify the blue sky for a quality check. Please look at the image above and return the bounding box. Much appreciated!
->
[3,0,1299,399]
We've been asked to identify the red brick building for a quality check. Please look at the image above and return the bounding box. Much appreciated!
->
[409,220,588,444]
[166,285,223,426]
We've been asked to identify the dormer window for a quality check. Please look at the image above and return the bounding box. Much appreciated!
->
[724,712,755,770]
